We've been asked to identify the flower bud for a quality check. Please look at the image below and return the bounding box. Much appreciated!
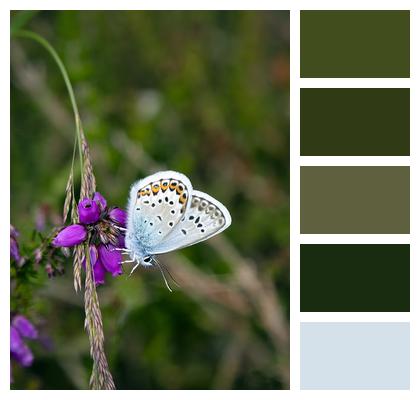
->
[52,224,87,247]
[34,248,43,264]
[78,198,101,224]
[93,192,107,211]
[12,315,38,339]
[10,225,22,263]
[109,207,127,227]
[82,246,106,286]
[10,326,34,367]
[45,263,54,278]
[98,244,123,277]
[93,259,107,286]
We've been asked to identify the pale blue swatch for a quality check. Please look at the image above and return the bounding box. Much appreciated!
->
[301,322,410,389]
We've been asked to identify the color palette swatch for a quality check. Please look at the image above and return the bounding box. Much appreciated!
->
[300,244,410,312]
[300,166,410,234]
[300,88,410,156]
[300,323,410,389]
[300,10,410,77]
[299,10,410,390]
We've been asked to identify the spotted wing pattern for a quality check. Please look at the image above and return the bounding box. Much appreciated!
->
[125,171,193,253]
[151,190,231,255]
[132,176,191,249]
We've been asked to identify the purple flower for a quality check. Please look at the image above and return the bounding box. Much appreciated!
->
[10,225,21,263]
[45,263,54,278]
[93,259,107,286]
[12,316,38,339]
[51,191,126,285]
[98,244,123,277]
[52,224,87,247]
[117,234,126,248]
[82,245,107,286]
[109,207,127,227]
[11,326,34,367]
[34,247,43,264]
[10,225,19,239]
[10,317,37,368]
[10,326,23,354]
[78,198,101,224]
[93,192,107,210]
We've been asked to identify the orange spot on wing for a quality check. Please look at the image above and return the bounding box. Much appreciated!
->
[152,182,160,194]
[179,192,188,205]
[161,181,169,191]
[176,184,184,194]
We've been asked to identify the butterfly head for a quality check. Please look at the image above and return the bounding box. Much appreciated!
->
[141,255,154,268]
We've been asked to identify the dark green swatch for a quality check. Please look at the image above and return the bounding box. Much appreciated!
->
[300,88,410,156]
[300,166,410,234]
[300,10,410,78]
[300,244,410,312]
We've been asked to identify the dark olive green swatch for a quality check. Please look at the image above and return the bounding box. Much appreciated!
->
[300,244,410,312]
[300,10,410,78]
[300,167,410,234]
[300,88,410,156]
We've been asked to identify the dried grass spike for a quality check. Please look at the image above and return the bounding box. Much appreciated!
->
[83,244,115,389]
[71,199,78,224]
[80,128,96,199]
[73,244,83,292]
[63,172,73,223]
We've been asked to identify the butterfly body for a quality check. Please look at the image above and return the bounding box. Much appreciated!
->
[125,171,231,271]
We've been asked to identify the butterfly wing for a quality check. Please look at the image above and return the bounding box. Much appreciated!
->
[150,190,231,255]
[126,171,193,252]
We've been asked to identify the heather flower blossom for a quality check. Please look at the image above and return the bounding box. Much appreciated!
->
[78,198,101,224]
[82,245,109,286]
[10,225,23,265]
[98,244,123,277]
[10,315,38,369]
[52,224,87,247]
[12,315,38,339]
[52,192,126,285]
[93,192,107,210]
[109,207,127,226]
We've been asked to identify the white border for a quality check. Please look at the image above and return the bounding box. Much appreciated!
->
[300,157,411,166]
[2,0,420,399]
[300,78,411,88]
[289,7,300,392]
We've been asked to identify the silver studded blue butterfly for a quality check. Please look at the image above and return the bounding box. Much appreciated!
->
[120,171,231,290]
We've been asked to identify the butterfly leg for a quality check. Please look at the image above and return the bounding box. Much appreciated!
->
[113,247,130,252]
[119,259,135,265]
[129,261,140,277]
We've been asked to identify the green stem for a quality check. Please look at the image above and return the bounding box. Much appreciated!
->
[12,30,84,183]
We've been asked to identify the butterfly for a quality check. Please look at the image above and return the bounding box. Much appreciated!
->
[118,171,231,290]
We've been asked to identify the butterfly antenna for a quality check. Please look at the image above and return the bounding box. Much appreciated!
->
[161,262,181,288]
[154,258,173,292]
[155,258,181,288]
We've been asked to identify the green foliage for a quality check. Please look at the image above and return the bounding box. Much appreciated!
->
[11,10,289,389]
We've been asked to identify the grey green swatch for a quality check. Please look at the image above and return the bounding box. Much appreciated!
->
[300,10,410,77]
[300,88,410,156]
[300,166,410,234]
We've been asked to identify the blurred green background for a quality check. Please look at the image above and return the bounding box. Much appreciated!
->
[10,10,290,389]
